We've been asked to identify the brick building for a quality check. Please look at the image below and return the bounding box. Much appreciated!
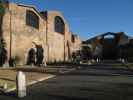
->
[0,2,81,65]
[83,32,132,60]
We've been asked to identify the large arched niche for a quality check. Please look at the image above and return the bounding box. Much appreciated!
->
[101,32,118,59]
[54,16,65,34]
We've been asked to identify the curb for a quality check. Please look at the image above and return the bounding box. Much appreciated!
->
[5,75,56,93]
[4,68,76,93]
[59,68,76,74]
[27,75,56,86]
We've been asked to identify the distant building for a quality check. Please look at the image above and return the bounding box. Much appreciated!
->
[83,32,133,61]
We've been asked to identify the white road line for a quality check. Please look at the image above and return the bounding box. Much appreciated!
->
[5,75,56,93]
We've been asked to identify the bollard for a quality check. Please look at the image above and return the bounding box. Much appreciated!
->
[3,62,9,68]
[44,61,47,67]
[96,58,99,63]
[43,59,47,67]
[16,71,26,98]
[122,59,125,63]
[3,83,7,90]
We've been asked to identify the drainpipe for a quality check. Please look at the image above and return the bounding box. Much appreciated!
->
[64,27,66,62]
[45,11,49,62]
[9,10,12,62]
[64,34,65,62]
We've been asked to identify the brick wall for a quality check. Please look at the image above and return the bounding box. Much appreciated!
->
[1,3,81,65]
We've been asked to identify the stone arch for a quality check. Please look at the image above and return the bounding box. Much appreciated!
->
[102,32,116,39]
[47,11,70,62]
[48,11,70,35]
[101,32,118,59]
[54,16,65,34]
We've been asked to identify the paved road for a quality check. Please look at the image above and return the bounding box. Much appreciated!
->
[1,62,133,100]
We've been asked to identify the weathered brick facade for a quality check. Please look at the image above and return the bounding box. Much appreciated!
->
[0,3,81,65]
[83,32,131,60]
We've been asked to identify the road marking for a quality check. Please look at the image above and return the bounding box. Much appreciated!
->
[5,68,76,93]
[59,68,76,74]
[5,75,56,93]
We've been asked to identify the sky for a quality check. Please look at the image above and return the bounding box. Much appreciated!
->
[9,0,133,40]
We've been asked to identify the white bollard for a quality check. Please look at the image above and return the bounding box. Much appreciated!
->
[16,71,26,98]
[96,58,99,63]
[91,59,95,63]
[44,61,47,67]
[122,59,125,63]
[3,62,9,68]
[99,59,100,62]
[3,83,7,90]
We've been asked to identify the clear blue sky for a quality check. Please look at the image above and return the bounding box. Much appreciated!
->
[10,0,133,40]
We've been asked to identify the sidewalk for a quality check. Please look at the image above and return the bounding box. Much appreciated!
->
[0,65,77,93]
[0,69,55,93]
[14,65,77,74]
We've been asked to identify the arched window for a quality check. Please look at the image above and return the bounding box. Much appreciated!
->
[104,34,115,39]
[71,34,75,43]
[26,10,39,29]
[54,16,65,34]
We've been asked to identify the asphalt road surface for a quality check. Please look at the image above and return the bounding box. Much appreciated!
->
[1,62,133,100]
